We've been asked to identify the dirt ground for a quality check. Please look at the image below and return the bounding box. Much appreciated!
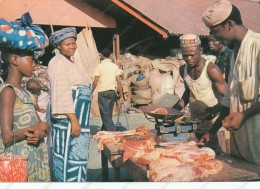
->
[87,112,155,182]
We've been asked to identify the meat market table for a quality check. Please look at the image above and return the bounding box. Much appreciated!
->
[101,143,123,181]
[124,154,260,181]
[101,143,260,182]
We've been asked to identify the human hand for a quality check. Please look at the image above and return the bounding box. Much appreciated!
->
[199,132,210,144]
[222,112,244,131]
[71,119,81,137]
[37,122,50,136]
[203,103,222,120]
[119,97,124,104]
[24,128,45,144]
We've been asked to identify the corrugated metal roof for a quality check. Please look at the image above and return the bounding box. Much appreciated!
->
[0,0,116,28]
[123,0,260,36]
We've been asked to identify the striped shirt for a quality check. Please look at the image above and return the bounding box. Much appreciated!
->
[48,53,88,118]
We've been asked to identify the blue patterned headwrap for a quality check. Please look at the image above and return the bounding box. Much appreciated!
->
[49,27,77,48]
[0,12,49,51]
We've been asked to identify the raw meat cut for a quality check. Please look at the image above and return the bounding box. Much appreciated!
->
[151,108,168,115]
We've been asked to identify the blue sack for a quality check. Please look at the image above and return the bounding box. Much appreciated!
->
[136,74,144,81]
[0,12,48,51]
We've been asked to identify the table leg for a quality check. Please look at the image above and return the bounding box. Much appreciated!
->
[101,151,109,181]
[113,167,121,181]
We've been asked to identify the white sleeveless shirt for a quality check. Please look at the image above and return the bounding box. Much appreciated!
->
[184,60,218,118]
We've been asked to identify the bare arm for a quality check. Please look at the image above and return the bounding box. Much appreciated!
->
[92,76,100,93]
[0,87,48,145]
[207,62,227,96]
[33,94,41,112]
[223,102,260,131]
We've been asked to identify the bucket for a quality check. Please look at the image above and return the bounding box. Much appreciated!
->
[0,154,28,182]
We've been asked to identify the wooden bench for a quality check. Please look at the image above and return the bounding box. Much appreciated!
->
[101,143,123,181]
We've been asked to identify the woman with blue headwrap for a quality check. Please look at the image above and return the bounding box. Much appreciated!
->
[48,27,92,182]
[0,13,50,181]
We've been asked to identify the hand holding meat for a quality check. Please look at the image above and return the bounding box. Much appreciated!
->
[222,112,244,131]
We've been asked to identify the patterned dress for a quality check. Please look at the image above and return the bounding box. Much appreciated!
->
[48,54,92,182]
[0,84,50,182]
[50,85,91,182]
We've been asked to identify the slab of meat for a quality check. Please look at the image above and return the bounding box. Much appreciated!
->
[121,137,156,162]
[151,108,168,115]
[189,159,224,177]
[133,148,165,166]
[164,147,216,163]
[135,125,151,136]
[133,141,223,181]
[93,125,153,151]
[133,141,216,165]
[147,157,203,182]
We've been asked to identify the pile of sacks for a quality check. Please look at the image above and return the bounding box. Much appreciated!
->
[120,53,186,107]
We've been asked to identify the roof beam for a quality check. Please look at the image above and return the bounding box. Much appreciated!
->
[111,0,168,38]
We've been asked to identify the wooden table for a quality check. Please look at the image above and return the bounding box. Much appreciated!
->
[101,143,260,182]
[101,143,123,181]
[124,154,260,182]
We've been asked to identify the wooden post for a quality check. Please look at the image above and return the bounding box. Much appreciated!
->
[113,33,121,67]
[115,34,121,67]
[101,151,109,181]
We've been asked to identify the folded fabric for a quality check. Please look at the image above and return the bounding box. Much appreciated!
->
[0,12,49,51]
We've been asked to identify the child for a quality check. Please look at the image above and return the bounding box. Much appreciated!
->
[0,13,51,181]
[26,79,46,113]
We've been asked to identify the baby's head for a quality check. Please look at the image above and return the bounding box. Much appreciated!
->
[26,79,41,95]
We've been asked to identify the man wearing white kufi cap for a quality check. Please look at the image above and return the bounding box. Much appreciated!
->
[174,33,227,153]
[201,0,260,165]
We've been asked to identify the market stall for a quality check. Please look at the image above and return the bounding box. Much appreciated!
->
[94,124,260,182]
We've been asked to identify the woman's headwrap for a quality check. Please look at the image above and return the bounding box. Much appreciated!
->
[0,12,49,51]
[49,27,77,48]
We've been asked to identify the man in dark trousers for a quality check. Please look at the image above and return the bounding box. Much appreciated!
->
[92,48,124,131]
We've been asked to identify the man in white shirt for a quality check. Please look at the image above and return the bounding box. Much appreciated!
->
[92,49,124,131]
[201,0,260,165]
